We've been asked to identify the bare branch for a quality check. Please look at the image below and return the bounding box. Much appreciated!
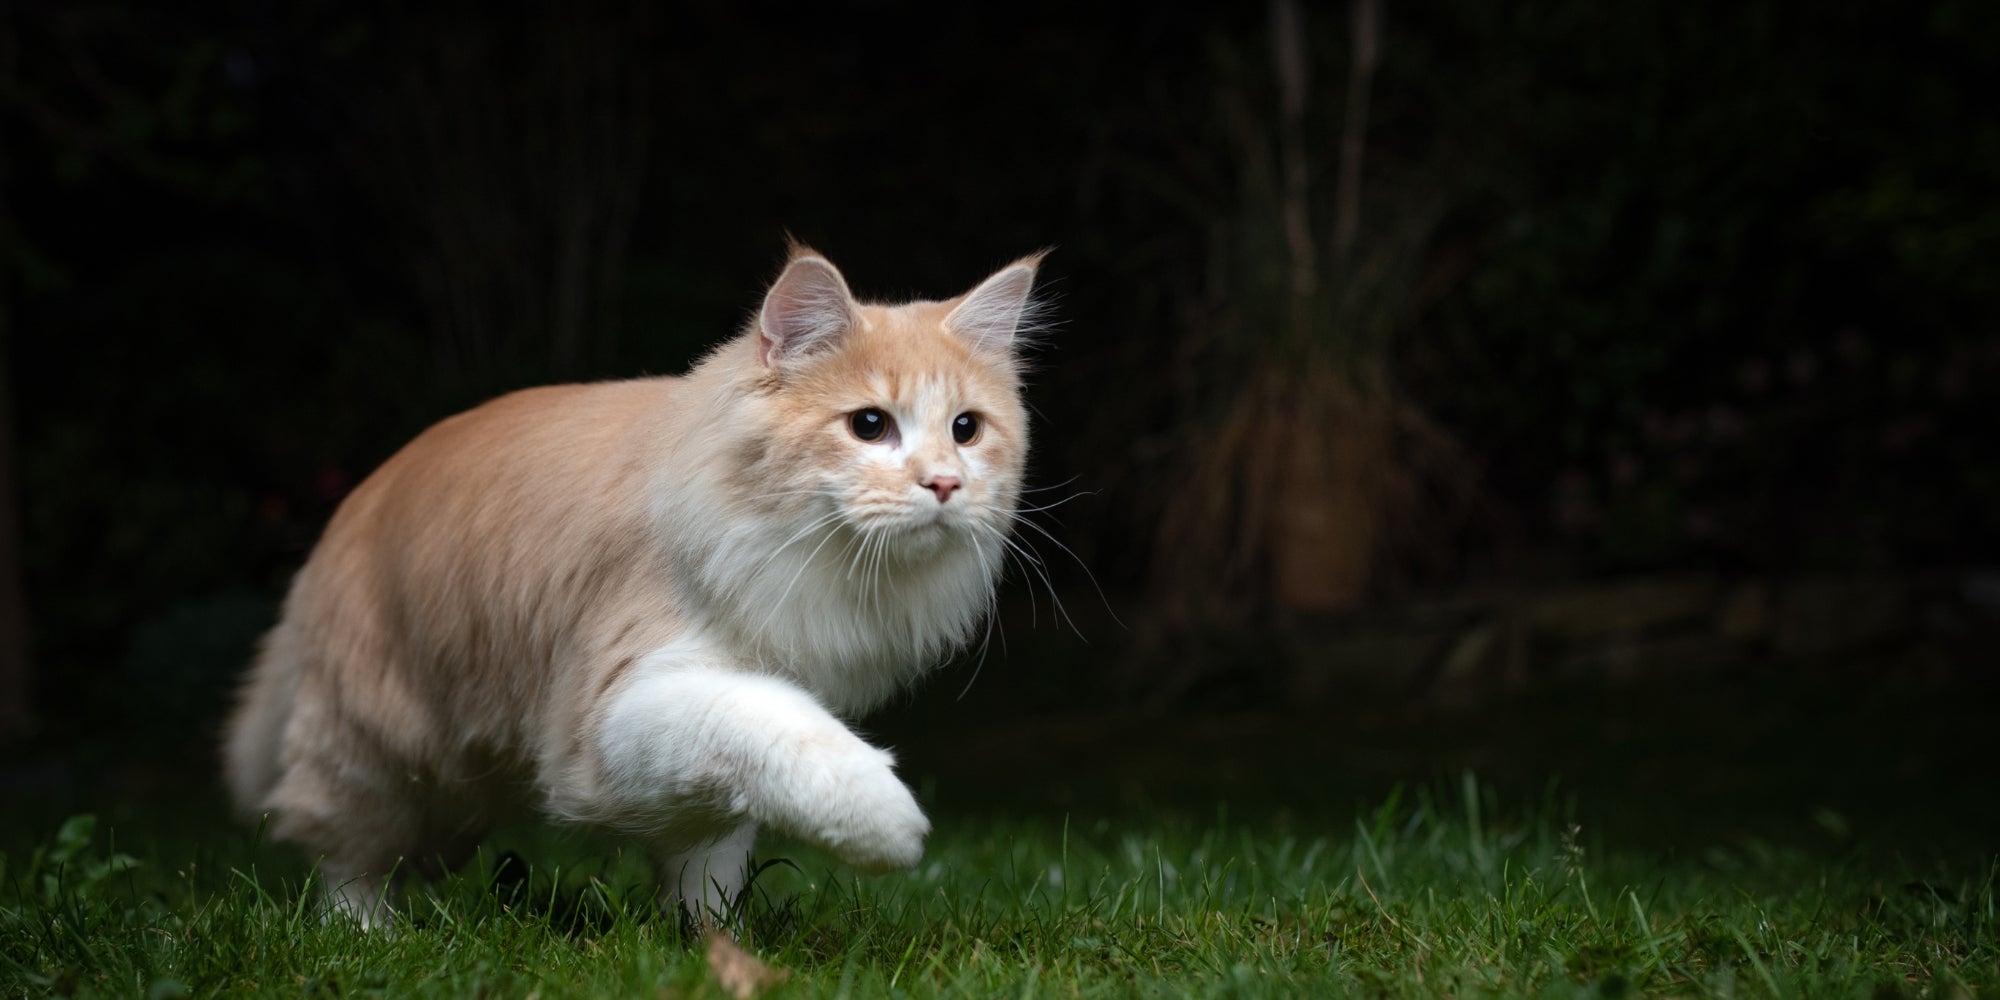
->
[1333,0,1381,268]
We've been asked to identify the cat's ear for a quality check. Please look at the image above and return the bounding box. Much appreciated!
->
[945,253,1047,355]
[759,250,858,368]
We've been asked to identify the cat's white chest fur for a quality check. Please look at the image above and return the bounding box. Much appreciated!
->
[678,509,1000,714]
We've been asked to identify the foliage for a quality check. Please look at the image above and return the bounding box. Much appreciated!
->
[1410,1,2000,572]
[2,815,138,916]
[1139,1,1487,628]
[2,787,1994,998]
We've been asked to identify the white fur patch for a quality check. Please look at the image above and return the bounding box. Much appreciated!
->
[665,466,1003,714]
[593,650,929,878]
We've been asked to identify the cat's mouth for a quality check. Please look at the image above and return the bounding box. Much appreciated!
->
[900,511,956,539]
[840,500,976,548]
[876,506,970,549]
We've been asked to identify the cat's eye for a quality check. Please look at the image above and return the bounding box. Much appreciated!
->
[952,413,981,445]
[850,408,892,442]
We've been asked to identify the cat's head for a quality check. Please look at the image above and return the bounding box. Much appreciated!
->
[740,245,1045,560]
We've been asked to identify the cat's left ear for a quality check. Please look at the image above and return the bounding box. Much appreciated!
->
[760,250,859,368]
[945,252,1047,355]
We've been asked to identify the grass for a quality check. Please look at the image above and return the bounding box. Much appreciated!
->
[3,776,1994,999]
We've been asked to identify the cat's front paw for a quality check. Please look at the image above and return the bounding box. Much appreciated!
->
[810,745,930,874]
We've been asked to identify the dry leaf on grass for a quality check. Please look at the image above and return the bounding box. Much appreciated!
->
[704,929,792,999]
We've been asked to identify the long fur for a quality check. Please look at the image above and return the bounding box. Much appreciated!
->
[222,247,1043,924]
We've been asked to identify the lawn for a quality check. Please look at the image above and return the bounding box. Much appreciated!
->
[4,772,1993,999]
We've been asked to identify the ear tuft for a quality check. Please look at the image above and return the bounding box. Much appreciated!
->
[759,251,857,367]
[945,253,1048,355]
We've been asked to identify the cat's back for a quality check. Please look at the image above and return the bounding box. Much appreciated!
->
[399,377,668,477]
[343,377,667,528]
[299,377,684,630]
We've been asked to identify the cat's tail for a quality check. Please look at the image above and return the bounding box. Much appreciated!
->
[221,620,301,821]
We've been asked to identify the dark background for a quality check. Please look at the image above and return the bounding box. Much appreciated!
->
[3,1,1996,848]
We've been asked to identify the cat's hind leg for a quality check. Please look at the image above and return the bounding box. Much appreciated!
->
[654,822,757,926]
[319,859,396,928]
[271,770,412,926]
[263,718,454,928]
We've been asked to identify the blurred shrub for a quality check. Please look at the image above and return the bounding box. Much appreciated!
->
[1410,1,2000,573]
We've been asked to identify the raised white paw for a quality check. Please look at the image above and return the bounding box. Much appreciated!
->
[802,743,930,873]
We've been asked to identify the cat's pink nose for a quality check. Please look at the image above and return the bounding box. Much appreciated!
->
[923,475,962,502]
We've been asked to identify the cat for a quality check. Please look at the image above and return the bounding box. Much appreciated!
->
[222,244,1044,926]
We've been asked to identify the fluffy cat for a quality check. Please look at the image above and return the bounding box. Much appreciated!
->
[222,245,1043,925]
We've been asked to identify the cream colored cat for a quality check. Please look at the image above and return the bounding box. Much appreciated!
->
[223,245,1043,925]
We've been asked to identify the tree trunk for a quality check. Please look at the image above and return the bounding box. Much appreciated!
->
[1271,390,1384,612]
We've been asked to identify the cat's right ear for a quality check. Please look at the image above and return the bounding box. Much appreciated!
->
[944,251,1048,356]
[759,253,858,368]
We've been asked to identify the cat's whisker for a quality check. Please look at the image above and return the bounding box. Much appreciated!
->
[976,518,1091,640]
[736,493,840,517]
[859,529,877,614]
[1007,511,1125,631]
[980,576,1007,669]
[839,523,871,583]
[750,512,842,571]
[738,487,840,504]
[957,532,1003,701]
[847,528,889,621]
[1009,490,1099,517]
[981,540,1008,632]
[972,521,1053,632]
[1001,531,1078,637]
[743,509,847,582]
[1016,474,1083,495]
[759,520,849,652]
[1012,549,1040,629]
[975,521,1038,628]
[852,525,879,613]
[868,528,891,616]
